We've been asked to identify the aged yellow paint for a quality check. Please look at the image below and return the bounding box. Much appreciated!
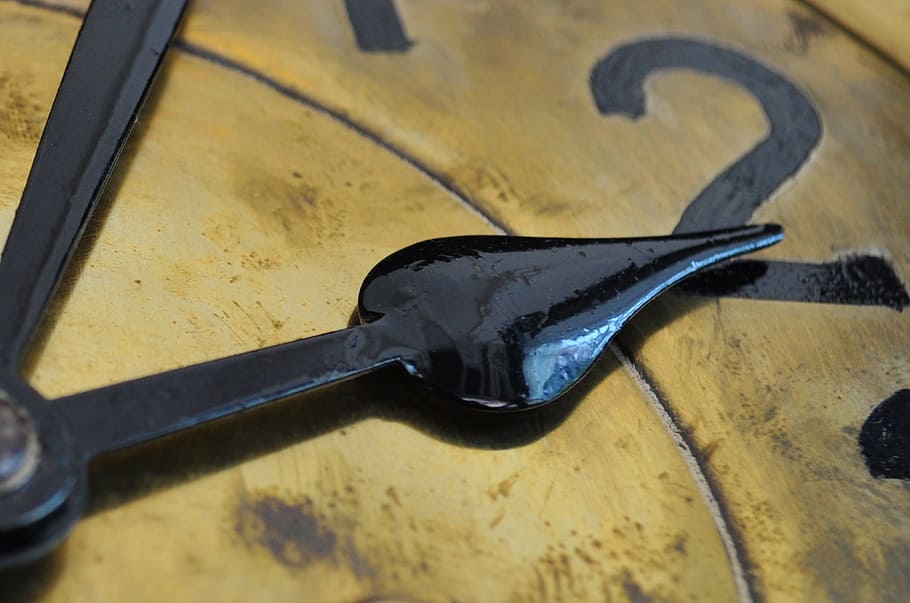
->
[1,0,910,601]
[1,3,738,603]
[160,0,910,600]
[807,0,910,71]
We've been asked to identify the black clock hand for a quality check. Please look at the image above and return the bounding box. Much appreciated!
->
[0,0,187,567]
[56,224,781,460]
[56,322,411,458]
[0,0,188,367]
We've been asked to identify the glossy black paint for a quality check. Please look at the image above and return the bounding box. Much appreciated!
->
[860,390,910,480]
[59,226,785,459]
[592,37,908,309]
[359,226,782,408]
[58,324,405,458]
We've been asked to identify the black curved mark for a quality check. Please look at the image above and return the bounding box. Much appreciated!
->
[593,37,819,231]
[345,0,413,52]
[591,38,908,310]
[684,255,908,310]
[860,390,910,480]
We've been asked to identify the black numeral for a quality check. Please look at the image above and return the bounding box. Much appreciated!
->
[345,0,413,52]
[591,37,907,310]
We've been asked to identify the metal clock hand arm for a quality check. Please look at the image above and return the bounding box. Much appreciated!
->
[0,0,188,366]
[56,321,410,458]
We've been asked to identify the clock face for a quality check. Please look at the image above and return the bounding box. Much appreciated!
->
[3,0,910,601]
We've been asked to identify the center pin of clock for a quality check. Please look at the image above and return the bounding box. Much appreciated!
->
[0,392,41,494]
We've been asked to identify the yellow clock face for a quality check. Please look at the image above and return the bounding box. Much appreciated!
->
[3,0,910,601]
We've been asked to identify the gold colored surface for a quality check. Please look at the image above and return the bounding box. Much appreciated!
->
[805,0,910,71]
[1,0,909,601]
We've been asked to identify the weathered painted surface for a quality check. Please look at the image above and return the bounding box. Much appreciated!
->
[1,0,909,601]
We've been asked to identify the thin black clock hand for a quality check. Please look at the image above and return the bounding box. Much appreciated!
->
[0,0,188,367]
[57,322,410,457]
[0,0,187,567]
[56,224,782,460]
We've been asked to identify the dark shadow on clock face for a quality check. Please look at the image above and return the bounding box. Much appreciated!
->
[79,353,616,520]
[0,545,64,603]
[0,324,621,601]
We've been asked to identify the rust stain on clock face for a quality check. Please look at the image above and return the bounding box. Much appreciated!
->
[0,73,43,143]
[233,172,346,249]
[782,10,832,55]
[233,487,376,579]
[234,490,340,569]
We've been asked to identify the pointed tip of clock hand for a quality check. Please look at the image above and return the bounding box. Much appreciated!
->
[359,223,783,410]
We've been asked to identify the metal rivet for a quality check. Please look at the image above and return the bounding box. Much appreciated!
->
[0,393,40,494]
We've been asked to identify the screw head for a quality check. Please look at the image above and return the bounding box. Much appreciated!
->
[0,393,40,494]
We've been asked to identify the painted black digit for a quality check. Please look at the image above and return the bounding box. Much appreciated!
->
[345,0,413,52]
[860,390,910,480]
[593,37,910,482]
[683,256,907,310]
[592,37,819,231]
[590,37,908,310]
